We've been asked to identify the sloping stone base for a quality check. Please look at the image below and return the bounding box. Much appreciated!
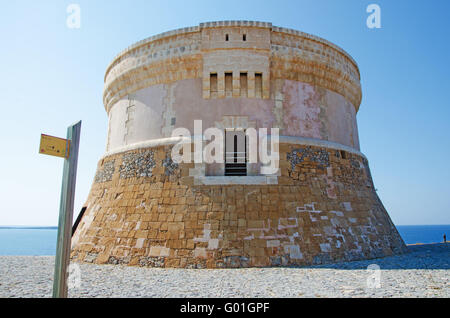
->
[71,143,407,268]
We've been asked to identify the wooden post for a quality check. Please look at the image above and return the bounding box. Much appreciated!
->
[52,121,81,298]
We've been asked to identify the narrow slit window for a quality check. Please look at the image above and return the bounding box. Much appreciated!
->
[234,135,238,163]
[225,72,232,97]
[255,73,262,98]
[210,73,218,98]
[243,34,246,41]
[225,34,229,41]
[340,150,347,159]
[240,72,248,97]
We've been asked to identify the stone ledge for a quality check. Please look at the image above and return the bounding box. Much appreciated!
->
[200,20,272,29]
[194,175,278,185]
[101,135,366,160]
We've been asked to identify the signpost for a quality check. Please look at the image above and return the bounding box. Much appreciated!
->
[39,121,81,298]
[39,134,71,158]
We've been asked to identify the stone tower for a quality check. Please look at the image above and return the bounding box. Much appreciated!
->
[71,21,407,268]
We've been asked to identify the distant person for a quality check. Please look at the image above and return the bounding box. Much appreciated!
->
[444,234,447,243]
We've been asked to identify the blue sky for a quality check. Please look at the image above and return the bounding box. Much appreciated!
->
[0,0,448,226]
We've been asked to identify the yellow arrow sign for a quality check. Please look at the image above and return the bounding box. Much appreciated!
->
[39,134,70,158]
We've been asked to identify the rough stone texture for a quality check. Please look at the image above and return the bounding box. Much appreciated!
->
[71,143,407,268]
[2,244,448,298]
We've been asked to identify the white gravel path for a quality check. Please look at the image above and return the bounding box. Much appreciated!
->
[0,243,448,298]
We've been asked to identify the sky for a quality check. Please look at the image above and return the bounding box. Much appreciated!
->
[0,0,448,226]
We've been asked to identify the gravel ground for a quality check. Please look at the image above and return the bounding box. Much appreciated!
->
[0,243,448,298]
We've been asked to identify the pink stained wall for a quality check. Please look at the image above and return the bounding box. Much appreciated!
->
[106,78,360,151]
[281,80,360,150]
[172,79,276,133]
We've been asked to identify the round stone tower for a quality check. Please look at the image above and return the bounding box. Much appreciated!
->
[71,21,407,268]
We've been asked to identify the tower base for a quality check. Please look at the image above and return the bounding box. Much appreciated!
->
[71,141,407,268]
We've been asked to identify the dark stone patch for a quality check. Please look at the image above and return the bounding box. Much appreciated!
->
[270,255,290,267]
[312,253,332,265]
[287,147,330,170]
[344,250,365,262]
[107,256,131,265]
[138,256,165,267]
[84,252,99,263]
[119,151,155,179]
[221,256,250,268]
[162,152,179,176]
[186,261,207,269]
[94,160,115,183]
[350,158,361,169]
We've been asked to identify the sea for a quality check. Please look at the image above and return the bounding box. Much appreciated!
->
[0,225,449,256]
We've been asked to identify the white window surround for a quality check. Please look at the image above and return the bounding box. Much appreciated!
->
[194,175,278,186]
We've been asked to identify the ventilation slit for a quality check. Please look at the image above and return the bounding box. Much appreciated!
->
[225,72,232,97]
[240,73,248,97]
[255,73,262,98]
[210,73,218,98]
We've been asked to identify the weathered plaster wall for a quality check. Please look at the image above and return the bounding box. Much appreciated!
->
[106,78,359,151]
[172,79,275,135]
[107,84,166,151]
[325,88,360,150]
[281,80,360,150]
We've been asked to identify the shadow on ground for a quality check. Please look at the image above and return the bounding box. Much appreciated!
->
[302,243,450,270]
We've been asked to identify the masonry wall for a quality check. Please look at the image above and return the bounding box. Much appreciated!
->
[71,143,407,268]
